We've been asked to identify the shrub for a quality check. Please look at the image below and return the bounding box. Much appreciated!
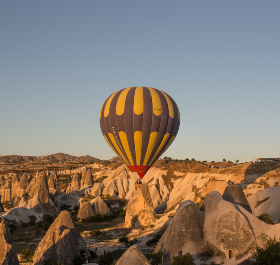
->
[89,250,98,260]
[99,250,114,265]
[118,209,126,217]
[29,215,37,225]
[20,249,34,262]
[43,214,54,224]
[172,253,195,265]
[252,238,280,264]
[257,213,274,224]
[146,229,166,247]
[118,236,129,244]
[89,229,101,236]
[146,252,163,265]
[8,224,16,234]
[71,253,86,265]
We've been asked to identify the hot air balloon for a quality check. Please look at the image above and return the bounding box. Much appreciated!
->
[100,87,180,179]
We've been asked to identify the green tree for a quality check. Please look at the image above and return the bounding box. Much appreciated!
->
[172,253,195,265]
[257,213,274,224]
[146,252,163,265]
[20,249,34,262]
[252,238,280,264]
[223,158,226,162]
[236,160,239,163]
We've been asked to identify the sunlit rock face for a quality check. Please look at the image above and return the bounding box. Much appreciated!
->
[124,183,155,228]
[154,201,204,265]
[223,182,252,213]
[0,219,19,265]
[32,210,89,265]
[116,245,150,265]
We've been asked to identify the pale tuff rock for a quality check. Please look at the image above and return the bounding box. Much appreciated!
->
[11,174,20,198]
[223,183,252,213]
[1,182,11,202]
[85,182,104,197]
[17,196,28,208]
[19,173,29,197]
[154,201,204,265]
[70,173,81,191]
[84,168,94,187]
[2,207,31,224]
[24,172,58,218]
[48,171,59,194]
[55,191,81,207]
[10,195,20,208]
[248,185,280,223]
[116,245,150,265]
[90,196,112,216]
[32,210,89,265]
[124,183,155,228]
[77,201,95,219]
[203,191,255,259]
[0,219,19,265]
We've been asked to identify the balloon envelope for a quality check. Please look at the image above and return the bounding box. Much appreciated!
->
[100,87,180,178]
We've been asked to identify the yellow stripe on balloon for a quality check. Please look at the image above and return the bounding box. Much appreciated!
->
[143,132,158,165]
[103,135,125,163]
[149,133,170,166]
[119,131,134,165]
[108,133,128,164]
[104,90,120,118]
[134,131,142,165]
[116,87,131,116]
[134,87,143,115]
[147,87,162,116]
[159,90,175,118]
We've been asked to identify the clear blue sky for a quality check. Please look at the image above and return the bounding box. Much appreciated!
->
[1,1,280,162]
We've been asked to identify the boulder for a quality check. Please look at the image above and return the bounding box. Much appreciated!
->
[32,210,89,265]
[116,245,150,265]
[154,201,204,265]
[0,219,19,265]
[124,183,155,227]
[223,183,252,213]
[77,201,95,219]
[90,196,112,216]
[203,191,255,260]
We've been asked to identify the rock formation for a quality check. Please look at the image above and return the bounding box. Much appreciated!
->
[154,201,204,264]
[90,196,112,216]
[116,245,150,265]
[83,168,94,187]
[77,201,95,219]
[124,183,155,227]
[85,183,104,197]
[0,175,5,188]
[0,219,19,265]
[48,171,59,194]
[70,173,81,191]
[222,183,252,213]
[32,210,90,265]
[248,185,280,223]
[1,182,11,202]
[11,174,20,198]
[19,173,29,197]
[27,172,58,218]
[203,191,255,260]
[0,195,4,212]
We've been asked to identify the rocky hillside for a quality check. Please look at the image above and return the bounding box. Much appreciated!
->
[0,153,100,163]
